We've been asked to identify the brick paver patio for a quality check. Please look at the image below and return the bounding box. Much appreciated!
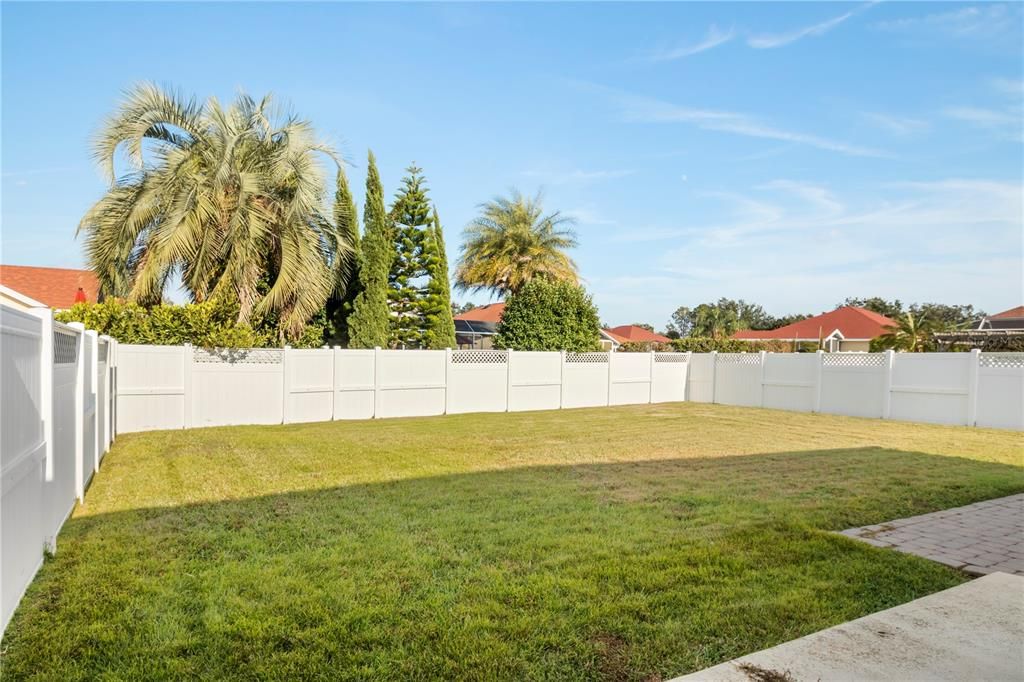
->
[841,493,1024,576]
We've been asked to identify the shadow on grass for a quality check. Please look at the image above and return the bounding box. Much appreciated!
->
[3,447,1022,681]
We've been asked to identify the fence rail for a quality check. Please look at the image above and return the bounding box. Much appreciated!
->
[1,306,117,634]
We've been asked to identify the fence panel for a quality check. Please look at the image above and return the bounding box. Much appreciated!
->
[191,348,283,427]
[376,350,446,418]
[0,307,46,634]
[80,332,96,492]
[334,349,375,420]
[562,352,609,408]
[686,353,716,403]
[762,353,817,413]
[976,354,1024,430]
[819,353,886,418]
[116,345,186,432]
[96,340,108,458]
[714,354,762,407]
[890,353,971,426]
[447,350,508,414]
[285,348,334,424]
[651,352,689,403]
[48,323,79,536]
[609,352,652,406]
[508,351,561,412]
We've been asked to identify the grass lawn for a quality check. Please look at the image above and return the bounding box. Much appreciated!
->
[2,403,1022,680]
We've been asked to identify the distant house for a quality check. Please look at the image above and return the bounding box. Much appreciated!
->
[934,305,1024,351]
[0,264,101,311]
[600,325,672,351]
[454,302,505,349]
[732,306,896,352]
[977,306,1024,331]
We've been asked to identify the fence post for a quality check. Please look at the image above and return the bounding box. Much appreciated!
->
[330,346,339,421]
[68,322,86,502]
[444,347,452,415]
[684,351,693,401]
[559,350,566,409]
[32,309,54,481]
[710,350,718,404]
[812,350,824,413]
[966,348,981,427]
[758,350,768,407]
[373,346,382,418]
[110,338,117,439]
[505,348,513,412]
[281,345,292,424]
[648,349,656,403]
[182,344,193,429]
[881,349,895,420]
[86,330,100,472]
[607,349,614,405]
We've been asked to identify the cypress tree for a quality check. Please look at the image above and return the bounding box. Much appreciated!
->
[347,151,392,348]
[387,165,432,348]
[327,167,361,346]
[422,207,457,349]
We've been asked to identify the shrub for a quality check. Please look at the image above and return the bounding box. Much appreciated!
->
[669,337,795,353]
[56,299,325,348]
[494,280,600,351]
[617,341,674,352]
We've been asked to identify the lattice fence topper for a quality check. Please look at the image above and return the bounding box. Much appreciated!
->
[654,353,689,363]
[53,329,78,364]
[716,353,762,365]
[193,348,283,364]
[979,353,1024,369]
[823,352,886,368]
[451,349,508,364]
[566,351,609,363]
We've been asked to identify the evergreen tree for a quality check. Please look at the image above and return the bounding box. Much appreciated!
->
[422,207,457,349]
[327,167,361,346]
[387,165,432,347]
[347,151,392,348]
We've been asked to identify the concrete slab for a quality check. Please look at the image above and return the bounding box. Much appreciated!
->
[672,573,1024,682]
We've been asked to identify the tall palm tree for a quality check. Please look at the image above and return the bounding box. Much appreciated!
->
[78,83,350,337]
[874,312,938,352]
[454,190,578,298]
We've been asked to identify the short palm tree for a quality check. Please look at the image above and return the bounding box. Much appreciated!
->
[79,83,350,336]
[454,190,578,298]
[875,312,938,352]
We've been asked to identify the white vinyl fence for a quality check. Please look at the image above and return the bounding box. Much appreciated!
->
[115,347,691,430]
[0,305,116,634]
[114,346,1024,433]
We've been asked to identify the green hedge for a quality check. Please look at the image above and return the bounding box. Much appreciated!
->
[56,299,326,348]
[494,280,601,352]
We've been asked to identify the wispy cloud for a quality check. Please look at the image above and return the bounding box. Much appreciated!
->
[747,3,874,49]
[862,112,930,136]
[944,106,1018,127]
[872,4,1022,42]
[521,168,636,185]
[564,207,616,226]
[576,82,888,158]
[645,25,734,62]
[990,77,1024,96]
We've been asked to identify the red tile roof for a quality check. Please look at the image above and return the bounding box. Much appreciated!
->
[453,302,505,323]
[0,264,100,309]
[603,325,672,344]
[732,306,896,341]
[990,306,1024,320]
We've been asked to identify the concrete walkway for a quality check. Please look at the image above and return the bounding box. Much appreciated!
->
[840,493,1024,576]
[672,572,1024,681]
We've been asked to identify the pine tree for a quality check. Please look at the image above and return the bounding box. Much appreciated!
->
[327,167,361,346]
[347,151,392,348]
[387,165,432,348]
[422,207,457,349]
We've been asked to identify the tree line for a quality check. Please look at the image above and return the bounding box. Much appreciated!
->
[68,84,598,351]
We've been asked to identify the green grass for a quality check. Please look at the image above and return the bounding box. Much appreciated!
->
[3,403,1022,681]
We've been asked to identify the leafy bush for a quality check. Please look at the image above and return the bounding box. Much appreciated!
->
[669,337,796,353]
[617,341,674,352]
[56,299,326,348]
[494,280,600,351]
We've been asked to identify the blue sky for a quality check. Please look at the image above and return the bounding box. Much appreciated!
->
[2,2,1021,327]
